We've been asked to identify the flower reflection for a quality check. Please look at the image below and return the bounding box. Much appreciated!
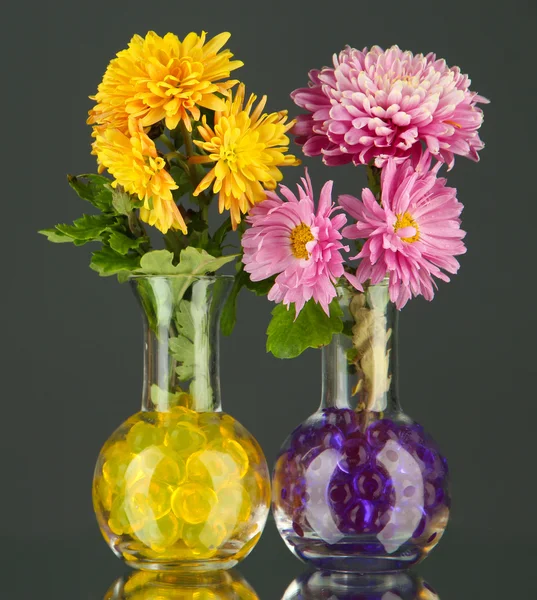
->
[282,570,439,599]
[105,569,258,599]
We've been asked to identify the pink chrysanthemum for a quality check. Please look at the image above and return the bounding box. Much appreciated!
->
[340,153,466,309]
[242,170,354,316]
[292,45,488,169]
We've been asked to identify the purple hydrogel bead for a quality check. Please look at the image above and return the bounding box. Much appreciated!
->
[424,481,446,509]
[413,512,428,538]
[368,501,393,534]
[292,423,344,456]
[397,423,424,447]
[338,431,370,473]
[328,470,355,512]
[343,499,372,533]
[321,407,358,436]
[367,419,399,448]
[413,445,447,482]
[354,466,388,501]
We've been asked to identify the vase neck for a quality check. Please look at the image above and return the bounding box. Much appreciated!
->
[320,281,400,415]
[132,276,232,413]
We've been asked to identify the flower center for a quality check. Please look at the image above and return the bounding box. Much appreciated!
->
[221,145,238,164]
[290,223,315,259]
[394,212,420,243]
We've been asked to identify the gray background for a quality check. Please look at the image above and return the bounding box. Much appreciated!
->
[2,0,536,597]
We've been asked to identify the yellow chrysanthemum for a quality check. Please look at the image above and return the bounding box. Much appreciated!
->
[92,120,186,234]
[88,31,243,133]
[191,84,301,229]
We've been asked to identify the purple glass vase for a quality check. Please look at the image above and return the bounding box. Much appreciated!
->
[272,281,450,572]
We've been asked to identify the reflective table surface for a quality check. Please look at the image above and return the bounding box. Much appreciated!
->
[3,520,535,598]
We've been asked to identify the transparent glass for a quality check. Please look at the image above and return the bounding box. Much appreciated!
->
[282,571,439,599]
[93,276,271,571]
[273,280,450,572]
[105,569,259,600]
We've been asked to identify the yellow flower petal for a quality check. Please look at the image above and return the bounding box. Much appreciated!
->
[193,83,299,229]
[92,120,186,234]
[88,30,242,134]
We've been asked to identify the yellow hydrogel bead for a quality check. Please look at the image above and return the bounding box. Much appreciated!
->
[198,412,222,438]
[166,422,207,455]
[219,413,239,438]
[240,436,263,466]
[185,449,237,488]
[125,478,174,521]
[217,484,251,527]
[94,475,113,513]
[102,442,132,488]
[171,482,218,524]
[204,439,249,481]
[164,404,199,426]
[127,421,165,453]
[183,520,228,552]
[109,495,134,536]
[123,446,185,488]
[222,439,249,479]
[133,511,181,552]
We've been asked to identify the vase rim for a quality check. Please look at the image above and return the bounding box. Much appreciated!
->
[128,273,234,281]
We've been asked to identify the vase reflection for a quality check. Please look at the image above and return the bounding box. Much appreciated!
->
[105,569,258,599]
[282,570,439,599]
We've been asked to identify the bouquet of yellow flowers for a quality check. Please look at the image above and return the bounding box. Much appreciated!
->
[41,30,299,333]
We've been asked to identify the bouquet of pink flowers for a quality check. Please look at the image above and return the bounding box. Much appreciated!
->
[240,45,487,358]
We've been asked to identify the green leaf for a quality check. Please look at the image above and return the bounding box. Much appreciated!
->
[38,228,73,243]
[170,166,194,190]
[245,275,275,296]
[67,174,113,212]
[169,299,196,380]
[221,271,245,336]
[211,217,232,249]
[137,248,237,276]
[56,214,111,243]
[111,187,142,215]
[266,299,344,359]
[136,248,237,302]
[108,230,148,255]
[366,164,382,202]
[221,265,275,336]
[169,335,195,380]
[90,246,141,277]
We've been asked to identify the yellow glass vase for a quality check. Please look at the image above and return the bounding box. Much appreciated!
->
[93,276,271,571]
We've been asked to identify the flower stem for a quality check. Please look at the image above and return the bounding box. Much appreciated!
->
[180,123,200,184]
[180,122,213,224]
[164,151,187,162]
[366,163,382,203]
[157,134,176,153]
[128,210,151,253]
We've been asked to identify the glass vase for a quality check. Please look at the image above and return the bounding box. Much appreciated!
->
[273,280,450,572]
[93,276,271,571]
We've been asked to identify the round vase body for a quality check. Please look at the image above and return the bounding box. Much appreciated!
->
[93,276,270,571]
[272,282,450,572]
[273,408,449,572]
[94,409,270,571]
